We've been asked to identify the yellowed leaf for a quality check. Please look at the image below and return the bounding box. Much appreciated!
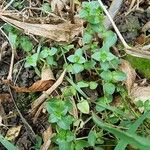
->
[120,59,136,92]
[0,15,83,43]
[5,125,22,141]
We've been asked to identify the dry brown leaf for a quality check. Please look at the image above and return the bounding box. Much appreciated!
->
[131,86,150,112]
[0,15,83,43]
[120,59,136,92]
[0,93,11,102]
[10,80,54,92]
[69,98,78,119]
[142,21,150,32]
[41,126,53,150]
[5,125,22,141]
[131,86,150,102]
[3,67,55,93]
[31,69,66,115]
[51,0,69,12]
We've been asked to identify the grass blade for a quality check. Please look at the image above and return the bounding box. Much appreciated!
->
[115,111,150,150]
[92,112,150,150]
[0,134,18,150]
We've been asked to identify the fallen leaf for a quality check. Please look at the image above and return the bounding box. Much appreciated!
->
[135,34,146,45]
[0,15,83,43]
[142,21,150,32]
[41,67,55,81]
[131,86,150,112]
[51,0,69,13]
[5,125,22,141]
[131,86,150,102]
[41,126,53,150]
[120,59,136,92]
[3,67,55,93]
[0,93,11,102]
[69,98,78,119]
[31,69,66,115]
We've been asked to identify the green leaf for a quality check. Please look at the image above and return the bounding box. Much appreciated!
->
[58,141,71,150]
[100,70,112,81]
[0,134,18,150]
[112,71,126,81]
[41,3,51,13]
[57,115,73,130]
[94,147,104,150]
[49,47,57,56]
[49,113,59,123]
[8,32,17,48]
[72,64,84,74]
[100,62,110,70]
[46,99,70,116]
[103,83,115,94]
[56,129,74,143]
[83,32,93,44]
[103,31,117,48]
[67,55,76,63]
[89,81,98,90]
[25,53,38,67]
[75,48,83,56]
[91,51,101,61]
[77,100,89,114]
[77,81,89,88]
[33,135,42,150]
[92,113,150,150]
[96,96,113,111]
[63,86,77,97]
[75,140,89,150]
[20,36,33,52]
[63,45,74,52]
[79,9,88,18]
[84,60,96,70]
[115,111,150,150]
[66,77,88,99]
[77,56,86,64]
[46,55,56,65]
[40,49,49,58]
[88,130,96,147]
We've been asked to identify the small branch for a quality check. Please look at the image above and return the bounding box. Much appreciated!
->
[69,0,75,23]
[2,0,15,11]
[7,48,15,81]
[98,0,131,49]
[8,86,36,143]
[104,0,123,29]
[30,69,66,115]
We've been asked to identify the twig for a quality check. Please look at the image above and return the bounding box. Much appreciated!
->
[2,0,15,11]
[8,86,36,143]
[0,27,15,80]
[7,48,15,80]
[98,0,131,49]
[104,0,123,29]
[98,0,150,59]
[30,69,66,115]
[69,0,75,23]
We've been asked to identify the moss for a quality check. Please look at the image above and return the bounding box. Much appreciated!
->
[126,55,150,78]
